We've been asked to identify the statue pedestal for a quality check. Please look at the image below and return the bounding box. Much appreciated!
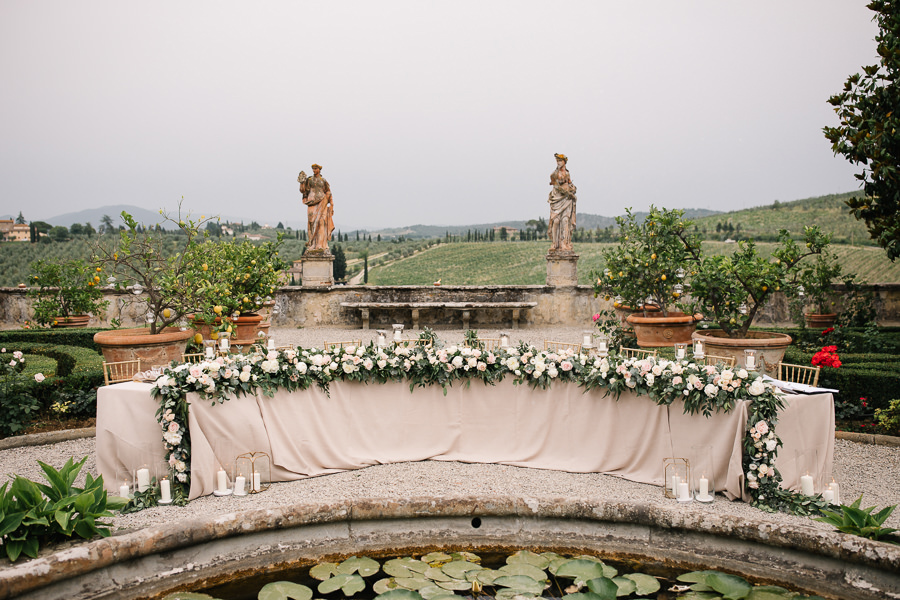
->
[546,251,579,286]
[298,252,334,287]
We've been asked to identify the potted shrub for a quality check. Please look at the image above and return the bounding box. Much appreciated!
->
[191,235,288,345]
[591,206,701,347]
[27,259,109,328]
[683,226,832,374]
[787,243,846,328]
[91,207,217,365]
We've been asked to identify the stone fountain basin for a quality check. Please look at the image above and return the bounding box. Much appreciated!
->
[1,496,898,600]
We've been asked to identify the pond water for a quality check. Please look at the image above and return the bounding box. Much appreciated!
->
[189,549,825,600]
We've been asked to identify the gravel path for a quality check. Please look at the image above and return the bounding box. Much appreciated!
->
[1,326,897,540]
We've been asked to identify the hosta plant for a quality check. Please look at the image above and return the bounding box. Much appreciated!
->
[815,495,899,544]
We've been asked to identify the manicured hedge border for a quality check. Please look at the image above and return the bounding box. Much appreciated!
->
[0,328,104,352]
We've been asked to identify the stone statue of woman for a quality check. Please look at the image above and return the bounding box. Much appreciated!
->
[548,153,577,253]
[298,163,335,253]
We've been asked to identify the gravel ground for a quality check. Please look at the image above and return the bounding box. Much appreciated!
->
[1,326,897,540]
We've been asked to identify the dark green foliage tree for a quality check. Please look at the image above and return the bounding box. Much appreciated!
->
[825,0,900,260]
[69,223,84,236]
[276,222,284,229]
[332,244,347,281]
[99,214,114,234]
[49,226,69,242]
[15,212,25,224]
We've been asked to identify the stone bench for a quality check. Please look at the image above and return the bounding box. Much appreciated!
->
[339,301,537,330]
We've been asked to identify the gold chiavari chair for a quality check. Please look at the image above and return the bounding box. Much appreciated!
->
[102,358,142,386]
[618,346,658,360]
[703,354,736,368]
[544,340,582,354]
[778,362,821,387]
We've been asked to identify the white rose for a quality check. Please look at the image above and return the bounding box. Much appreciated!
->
[704,383,718,398]
[644,373,655,386]
[651,365,663,376]
[547,367,558,378]
[748,380,766,396]
[296,362,308,374]
[452,356,464,368]
[240,371,251,382]
[737,369,748,379]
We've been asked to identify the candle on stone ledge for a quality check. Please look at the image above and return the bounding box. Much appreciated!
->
[160,478,172,503]
[800,473,815,496]
[119,482,130,498]
[234,474,246,495]
[252,471,261,492]
[698,474,709,499]
[678,481,691,501]
[822,487,835,504]
[830,479,840,505]
[671,474,680,496]
[216,469,228,493]
[136,468,150,493]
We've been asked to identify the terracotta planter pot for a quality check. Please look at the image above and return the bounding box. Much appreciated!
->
[94,328,194,367]
[614,304,659,332]
[626,311,700,348]
[691,329,793,377]
[805,313,838,329]
[51,315,90,328]
[233,313,263,342]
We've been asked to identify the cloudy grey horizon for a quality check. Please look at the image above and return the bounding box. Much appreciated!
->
[0,1,879,230]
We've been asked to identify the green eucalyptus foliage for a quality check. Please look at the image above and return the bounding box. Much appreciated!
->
[815,495,899,543]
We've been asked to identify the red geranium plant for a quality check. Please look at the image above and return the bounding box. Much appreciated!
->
[812,345,842,368]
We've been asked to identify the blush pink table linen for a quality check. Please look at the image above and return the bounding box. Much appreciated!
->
[96,381,833,501]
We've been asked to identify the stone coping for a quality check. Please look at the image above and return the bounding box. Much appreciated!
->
[1,496,898,600]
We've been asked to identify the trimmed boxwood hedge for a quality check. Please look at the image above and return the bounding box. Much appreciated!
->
[0,328,105,352]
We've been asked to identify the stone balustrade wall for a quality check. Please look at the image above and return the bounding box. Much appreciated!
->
[1,283,899,330]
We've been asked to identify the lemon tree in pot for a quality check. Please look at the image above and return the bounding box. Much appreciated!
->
[786,241,848,329]
[683,226,833,374]
[191,235,288,346]
[591,206,700,348]
[27,258,109,328]
[91,208,217,365]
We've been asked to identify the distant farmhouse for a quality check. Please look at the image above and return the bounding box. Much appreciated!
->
[0,220,29,242]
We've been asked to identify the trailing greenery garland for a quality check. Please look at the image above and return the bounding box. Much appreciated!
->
[149,341,816,513]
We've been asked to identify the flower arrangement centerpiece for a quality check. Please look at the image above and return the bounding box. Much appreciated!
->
[27,259,109,327]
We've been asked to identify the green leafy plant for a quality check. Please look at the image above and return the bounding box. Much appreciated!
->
[27,258,109,326]
[874,398,900,436]
[92,203,217,335]
[0,348,43,437]
[824,0,900,261]
[0,456,127,561]
[463,329,482,349]
[592,206,697,316]
[191,235,288,331]
[815,495,898,543]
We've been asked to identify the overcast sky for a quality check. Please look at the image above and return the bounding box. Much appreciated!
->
[0,1,880,230]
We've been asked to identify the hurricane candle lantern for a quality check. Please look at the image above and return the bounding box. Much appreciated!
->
[499,332,510,348]
[235,451,271,494]
[692,339,704,359]
[219,331,230,353]
[203,339,216,359]
[582,330,594,349]
[674,343,687,361]
[392,324,404,342]
[663,457,691,500]
[744,349,758,371]
[376,330,387,347]
[596,333,609,358]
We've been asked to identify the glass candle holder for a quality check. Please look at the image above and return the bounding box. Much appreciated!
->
[499,332,510,348]
[376,330,387,347]
[691,445,715,503]
[674,343,687,361]
[744,349,758,371]
[692,339,705,359]
[392,324,404,342]
[663,457,691,501]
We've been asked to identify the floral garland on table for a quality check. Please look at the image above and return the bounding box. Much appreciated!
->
[148,343,801,512]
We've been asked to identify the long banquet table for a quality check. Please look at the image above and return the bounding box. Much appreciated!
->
[96,380,834,502]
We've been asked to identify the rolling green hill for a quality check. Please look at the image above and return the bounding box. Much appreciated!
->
[368,240,900,285]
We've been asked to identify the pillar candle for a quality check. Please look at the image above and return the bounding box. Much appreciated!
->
[267,339,275,351]
[822,489,834,504]
[136,468,150,493]
[234,475,246,495]
[119,483,130,498]
[699,476,709,498]
[746,355,756,370]
[670,475,680,496]
[160,478,172,503]
[216,469,228,493]
[678,481,690,501]
[800,474,814,496]
[676,348,685,360]
[205,346,214,359]
[252,471,261,492]
[830,480,841,505]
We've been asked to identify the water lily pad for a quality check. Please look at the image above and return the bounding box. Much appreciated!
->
[442,561,483,580]
[492,575,546,595]
[450,551,481,563]
[421,552,453,565]
[679,593,723,600]
[424,567,454,582]
[707,572,752,600]
[161,594,217,600]
[416,584,450,599]
[317,574,365,596]
[338,557,381,577]
[611,577,637,596]
[747,587,796,600]
[547,556,570,575]
[585,576,618,600]
[310,563,341,581]
[373,578,400,595]
[498,563,549,582]
[495,589,540,600]
[561,593,605,600]
[385,558,430,578]
[259,582,314,600]
[507,550,550,570]
[374,590,424,600]
[677,570,722,584]
[554,560,607,586]
[435,579,473,591]
[474,569,501,585]
[394,577,432,591]
[622,573,660,596]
